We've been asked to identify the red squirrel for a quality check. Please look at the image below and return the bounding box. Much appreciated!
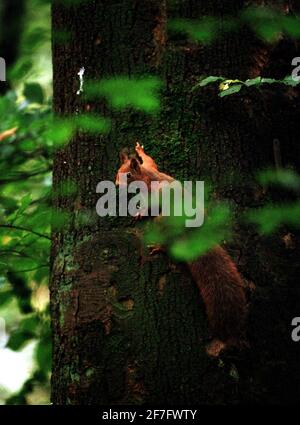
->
[116,142,248,357]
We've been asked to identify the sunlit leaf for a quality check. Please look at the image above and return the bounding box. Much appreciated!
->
[75,114,111,134]
[9,59,33,81]
[242,7,281,42]
[86,78,161,113]
[0,289,12,307]
[44,119,75,147]
[258,169,300,191]
[169,18,219,44]
[283,75,300,87]
[145,201,231,262]
[282,16,300,38]
[245,77,262,87]
[247,202,300,234]
[170,204,231,261]
[219,84,242,97]
[261,77,278,84]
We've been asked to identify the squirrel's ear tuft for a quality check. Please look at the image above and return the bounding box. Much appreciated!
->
[119,148,129,163]
[130,157,140,173]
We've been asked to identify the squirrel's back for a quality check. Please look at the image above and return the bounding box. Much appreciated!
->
[188,245,247,344]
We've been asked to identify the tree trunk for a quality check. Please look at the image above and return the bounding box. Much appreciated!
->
[50,0,300,405]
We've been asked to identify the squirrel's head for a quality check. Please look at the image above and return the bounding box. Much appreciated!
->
[116,148,146,186]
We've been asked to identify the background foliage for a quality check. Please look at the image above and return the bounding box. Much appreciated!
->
[0,0,52,404]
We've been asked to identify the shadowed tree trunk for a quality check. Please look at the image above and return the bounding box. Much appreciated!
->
[0,0,25,93]
[50,0,300,404]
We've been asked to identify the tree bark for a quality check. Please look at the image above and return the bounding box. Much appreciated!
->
[50,0,300,405]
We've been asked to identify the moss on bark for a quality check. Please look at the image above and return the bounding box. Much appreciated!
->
[50,0,300,404]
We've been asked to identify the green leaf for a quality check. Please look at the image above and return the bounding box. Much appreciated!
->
[19,139,37,151]
[25,27,50,52]
[169,18,218,44]
[247,202,300,234]
[170,205,231,261]
[44,118,75,147]
[283,75,300,87]
[0,289,12,307]
[7,329,35,351]
[35,338,52,373]
[254,21,281,42]
[51,209,71,230]
[197,76,225,87]
[258,169,300,191]
[20,315,40,334]
[75,114,111,134]
[283,16,300,38]
[261,78,278,84]
[245,77,262,86]
[9,59,33,81]
[86,77,161,113]
[20,194,32,210]
[24,83,45,104]
[219,84,242,97]
[242,7,281,42]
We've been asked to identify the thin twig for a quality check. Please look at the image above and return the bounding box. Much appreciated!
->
[0,169,50,184]
[12,265,49,273]
[0,224,51,240]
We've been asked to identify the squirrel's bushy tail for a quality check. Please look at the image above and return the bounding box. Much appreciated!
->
[188,245,248,354]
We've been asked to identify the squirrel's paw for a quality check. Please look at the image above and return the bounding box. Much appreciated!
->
[205,339,226,358]
[134,207,148,220]
[148,245,165,256]
[206,338,249,357]
[134,212,143,220]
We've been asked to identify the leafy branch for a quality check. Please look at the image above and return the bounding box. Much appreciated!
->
[192,75,300,97]
[0,224,51,240]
